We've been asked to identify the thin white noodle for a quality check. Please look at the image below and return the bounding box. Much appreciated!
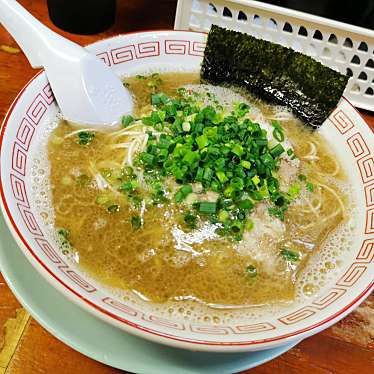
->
[109,123,144,137]
[316,182,346,215]
[299,187,322,213]
[300,195,319,217]
[126,138,142,167]
[300,141,317,160]
[303,155,319,161]
[114,131,146,136]
[109,143,131,149]
[300,209,340,230]
[141,134,149,151]
[88,164,120,196]
[300,184,345,229]
[265,112,294,121]
[315,157,340,177]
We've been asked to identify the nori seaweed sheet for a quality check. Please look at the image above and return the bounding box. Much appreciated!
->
[201,25,349,129]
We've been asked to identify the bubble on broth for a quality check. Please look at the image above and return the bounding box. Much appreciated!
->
[28,69,357,325]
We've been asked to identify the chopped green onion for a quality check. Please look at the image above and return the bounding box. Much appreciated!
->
[287,183,301,199]
[198,201,217,214]
[131,215,142,230]
[238,199,254,210]
[245,219,254,231]
[246,264,257,278]
[77,131,95,146]
[231,144,244,157]
[121,115,134,127]
[95,195,110,205]
[182,121,191,132]
[306,182,314,192]
[280,248,300,263]
[252,175,260,186]
[196,134,209,149]
[272,127,284,142]
[140,153,156,167]
[216,171,228,183]
[203,167,213,181]
[287,148,296,159]
[174,190,184,203]
[224,185,234,198]
[75,174,91,187]
[183,212,197,229]
[57,228,69,239]
[241,160,251,169]
[218,210,229,222]
[268,206,288,221]
[230,177,244,190]
[230,220,243,233]
[180,184,193,196]
[107,204,120,213]
[119,181,138,192]
[270,144,285,158]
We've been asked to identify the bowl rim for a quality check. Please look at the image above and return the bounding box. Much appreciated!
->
[0,30,373,351]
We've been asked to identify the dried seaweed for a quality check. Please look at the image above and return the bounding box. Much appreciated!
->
[201,25,349,129]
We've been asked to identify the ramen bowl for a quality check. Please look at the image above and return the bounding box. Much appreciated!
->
[0,31,373,352]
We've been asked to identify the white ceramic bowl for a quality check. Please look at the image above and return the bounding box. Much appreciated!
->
[0,31,373,352]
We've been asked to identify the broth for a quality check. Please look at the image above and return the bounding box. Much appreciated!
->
[47,72,349,308]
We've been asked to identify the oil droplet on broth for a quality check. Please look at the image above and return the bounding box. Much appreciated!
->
[303,283,320,296]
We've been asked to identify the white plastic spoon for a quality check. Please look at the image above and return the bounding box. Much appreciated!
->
[0,0,133,128]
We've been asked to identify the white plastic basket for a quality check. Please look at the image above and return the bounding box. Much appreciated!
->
[175,0,374,112]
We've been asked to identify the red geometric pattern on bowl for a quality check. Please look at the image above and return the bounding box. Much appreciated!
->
[16,118,34,151]
[278,307,316,325]
[366,208,374,234]
[1,32,373,351]
[336,264,368,287]
[165,40,205,56]
[358,156,374,184]
[58,267,97,293]
[41,83,55,105]
[17,204,43,236]
[12,143,27,176]
[347,132,370,159]
[96,52,111,67]
[26,94,47,125]
[232,323,276,334]
[311,288,347,309]
[102,297,138,317]
[10,174,29,206]
[364,182,374,207]
[329,109,355,134]
[356,239,374,262]
[278,287,347,325]
[142,315,186,331]
[110,41,160,65]
[34,237,67,265]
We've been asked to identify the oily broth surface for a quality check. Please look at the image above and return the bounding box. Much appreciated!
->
[47,72,349,308]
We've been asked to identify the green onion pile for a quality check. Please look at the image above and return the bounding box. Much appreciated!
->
[125,89,295,240]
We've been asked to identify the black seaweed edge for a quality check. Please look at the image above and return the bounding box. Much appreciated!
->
[201,25,349,129]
